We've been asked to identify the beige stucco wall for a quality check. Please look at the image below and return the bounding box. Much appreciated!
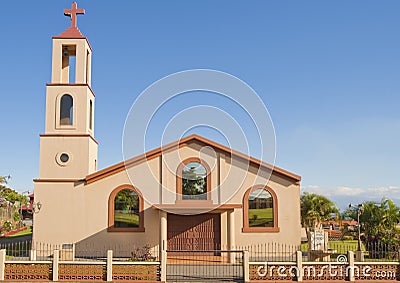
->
[51,38,91,85]
[34,140,301,251]
[33,169,160,252]
[39,136,97,179]
[45,85,95,135]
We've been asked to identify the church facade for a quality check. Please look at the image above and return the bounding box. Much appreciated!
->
[33,3,301,254]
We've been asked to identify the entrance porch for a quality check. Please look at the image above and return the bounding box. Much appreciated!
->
[154,205,241,255]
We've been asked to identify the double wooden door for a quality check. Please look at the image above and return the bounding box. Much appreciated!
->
[167,213,221,251]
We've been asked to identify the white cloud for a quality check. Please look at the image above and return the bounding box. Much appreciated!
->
[301,185,331,196]
[333,186,364,196]
[364,186,400,200]
[302,185,400,202]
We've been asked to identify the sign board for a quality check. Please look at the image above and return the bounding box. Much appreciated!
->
[310,229,325,250]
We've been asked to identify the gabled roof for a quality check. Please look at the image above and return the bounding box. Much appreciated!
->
[85,134,301,185]
[52,26,92,51]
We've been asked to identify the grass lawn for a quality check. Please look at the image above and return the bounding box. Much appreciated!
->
[115,212,139,227]
[301,240,366,254]
[248,208,273,227]
[5,226,32,238]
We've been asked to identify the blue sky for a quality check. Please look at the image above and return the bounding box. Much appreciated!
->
[0,1,399,210]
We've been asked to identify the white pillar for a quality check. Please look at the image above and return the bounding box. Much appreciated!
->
[160,211,168,282]
[296,250,303,282]
[107,250,113,282]
[72,243,76,261]
[347,250,355,282]
[160,250,167,283]
[0,249,6,281]
[53,250,59,281]
[228,210,236,262]
[356,250,364,262]
[160,210,167,251]
[30,249,37,261]
[243,250,249,283]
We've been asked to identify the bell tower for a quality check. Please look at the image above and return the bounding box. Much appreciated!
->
[39,2,98,180]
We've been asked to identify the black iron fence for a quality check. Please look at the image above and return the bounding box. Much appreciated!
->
[0,240,31,260]
[166,250,243,282]
[236,243,300,262]
[0,239,398,263]
[0,241,160,262]
[364,241,399,262]
[301,240,400,262]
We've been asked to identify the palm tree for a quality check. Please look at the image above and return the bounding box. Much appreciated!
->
[358,199,400,244]
[300,192,338,233]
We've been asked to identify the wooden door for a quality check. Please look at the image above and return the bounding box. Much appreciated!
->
[167,213,221,251]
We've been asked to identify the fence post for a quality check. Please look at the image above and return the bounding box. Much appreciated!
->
[243,250,249,283]
[72,243,75,261]
[296,250,303,282]
[107,250,113,282]
[0,249,6,281]
[30,249,37,261]
[347,250,355,282]
[160,250,167,282]
[356,250,364,262]
[53,249,59,281]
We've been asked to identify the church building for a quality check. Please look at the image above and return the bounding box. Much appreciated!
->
[33,3,302,255]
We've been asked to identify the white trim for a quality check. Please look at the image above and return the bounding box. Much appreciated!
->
[250,261,295,265]
[112,261,161,265]
[303,261,348,265]
[355,262,399,265]
[59,261,106,265]
[5,260,52,264]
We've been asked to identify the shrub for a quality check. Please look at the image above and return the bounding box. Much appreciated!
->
[3,221,13,232]
[13,212,20,222]
[130,245,156,261]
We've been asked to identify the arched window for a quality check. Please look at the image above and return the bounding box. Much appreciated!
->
[177,158,210,201]
[60,94,73,125]
[108,185,144,232]
[242,186,279,233]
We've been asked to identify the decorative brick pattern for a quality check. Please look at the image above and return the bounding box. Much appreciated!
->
[59,264,106,282]
[302,264,347,281]
[5,263,52,281]
[249,264,297,281]
[355,264,399,281]
[113,264,160,281]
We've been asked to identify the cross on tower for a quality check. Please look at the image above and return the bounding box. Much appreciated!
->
[64,2,85,28]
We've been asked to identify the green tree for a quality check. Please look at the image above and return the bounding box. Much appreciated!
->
[344,199,400,244]
[115,189,138,212]
[300,192,338,233]
[182,166,206,196]
[0,187,28,205]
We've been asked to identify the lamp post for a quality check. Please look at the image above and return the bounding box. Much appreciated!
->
[349,203,364,261]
